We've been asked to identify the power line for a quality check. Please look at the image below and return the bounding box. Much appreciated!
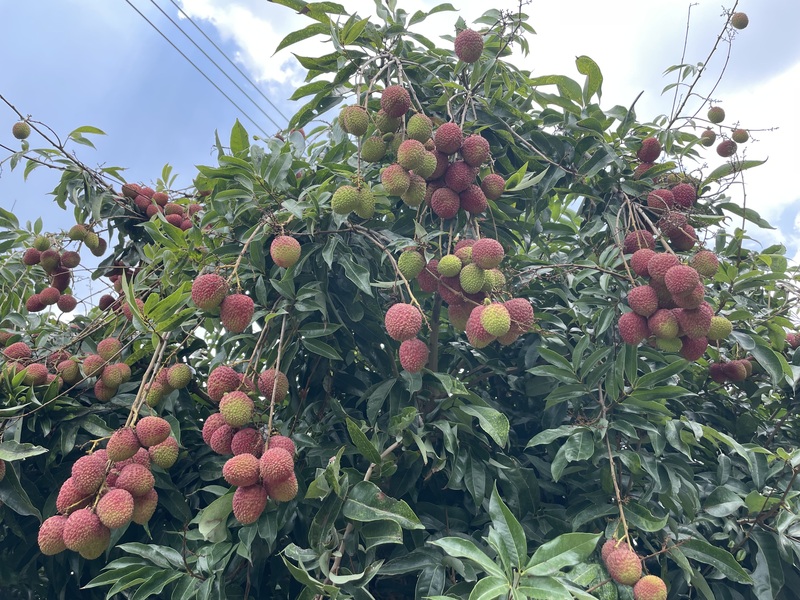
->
[147,0,286,130]
[167,0,291,123]
[122,0,273,138]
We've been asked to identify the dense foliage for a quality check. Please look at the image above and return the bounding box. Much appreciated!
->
[1,2,798,599]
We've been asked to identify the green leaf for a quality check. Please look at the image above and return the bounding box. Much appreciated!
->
[551,429,594,482]
[524,533,601,576]
[274,22,330,54]
[0,461,41,519]
[636,359,689,388]
[577,55,603,102]
[0,440,48,461]
[518,576,573,600]
[525,425,575,449]
[680,538,753,583]
[459,405,509,447]
[704,486,745,517]
[342,481,423,529]
[339,255,373,296]
[749,341,789,385]
[302,338,343,360]
[346,418,382,464]
[230,119,249,155]
[702,159,767,187]
[361,520,403,550]
[431,538,504,580]
[198,493,233,542]
[623,501,669,532]
[488,484,527,571]
[468,576,510,600]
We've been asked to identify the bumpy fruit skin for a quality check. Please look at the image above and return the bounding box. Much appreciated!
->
[232,428,265,457]
[167,363,191,389]
[407,113,433,142]
[671,183,696,208]
[672,283,705,309]
[258,368,290,401]
[434,122,463,154]
[399,338,429,373]
[627,285,659,317]
[354,185,376,218]
[649,309,679,339]
[454,28,484,63]
[260,447,295,486]
[270,235,301,268]
[431,187,461,219]
[604,546,642,586]
[202,413,227,446]
[233,484,268,524]
[12,121,31,139]
[191,273,228,310]
[447,303,472,332]
[361,136,386,162]
[267,435,296,457]
[149,437,179,469]
[266,473,299,502]
[4,341,31,360]
[332,185,359,214]
[708,106,725,123]
[374,109,400,133]
[63,508,110,559]
[717,139,738,157]
[136,416,171,448]
[458,263,485,294]
[398,251,425,279]
[466,305,496,348]
[22,247,40,265]
[461,134,490,167]
[730,12,748,29]
[23,363,49,386]
[107,428,140,462]
[223,453,261,487]
[481,174,505,200]
[460,184,488,214]
[731,128,748,143]
[680,336,708,360]
[340,105,369,136]
[38,515,68,555]
[385,303,423,341]
[700,128,716,146]
[437,255,463,277]
[444,161,477,193]
[397,139,427,172]
[382,163,412,196]
[72,454,106,495]
[637,137,661,163]
[56,478,92,515]
[633,575,667,600]
[601,538,623,562]
[220,294,255,333]
[131,488,158,524]
[57,294,77,312]
[647,253,680,283]
[630,248,656,277]
[676,303,713,339]
[96,488,135,529]
[417,259,440,292]
[665,265,700,296]
[208,366,241,403]
[116,463,155,497]
[504,298,534,335]
[618,312,649,345]
[380,85,411,118]
[401,174,426,208]
[623,230,656,254]
[690,250,719,277]
[472,238,504,269]
[647,189,674,211]
[220,391,255,428]
[707,315,732,341]
[210,425,236,455]
[633,162,655,179]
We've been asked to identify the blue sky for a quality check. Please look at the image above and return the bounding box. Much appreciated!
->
[1,0,799,259]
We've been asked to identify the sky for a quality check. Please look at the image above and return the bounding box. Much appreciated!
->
[1,0,799,267]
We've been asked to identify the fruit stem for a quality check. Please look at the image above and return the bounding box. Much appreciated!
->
[266,313,289,435]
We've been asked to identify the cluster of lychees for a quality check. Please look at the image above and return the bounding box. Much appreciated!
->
[201,365,298,523]
[190,272,255,333]
[601,539,667,600]
[1,340,63,388]
[37,416,178,559]
[701,106,749,158]
[20,233,87,313]
[618,239,732,362]
[120,182,200,231]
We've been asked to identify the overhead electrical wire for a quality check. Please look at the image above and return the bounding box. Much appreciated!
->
[146,0,286,130]
[122,0,275,138]
[166,0,291,123]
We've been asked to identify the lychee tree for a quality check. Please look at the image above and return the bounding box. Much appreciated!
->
[1,2,799,599]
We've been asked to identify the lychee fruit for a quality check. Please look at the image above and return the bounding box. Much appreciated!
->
[471,238,504,269]
[131,488,158,524]
[12,121,31,140]
[223,453,261,487]
[397,139,427,172]
[257,368,289,402]
[618,312,649,345]
[627,285,659,317]
[116,463,155,497]
[270,235,301,268]
[207,365,241,403]
[331,184,359,214]
[220,293,254,333]
[71,454,106,495]
[219,390,255,428]
[604,546,642,586]
[465,305,496,348]
[444,161,477,193]
[381,163,412,196]
[637,137,661,163]
[259,447,295,486]
[454,28,484,63]
[731,129,748,143]
[149,437,179,469]
[460,184,488,214]
[232,484,268,524]
[717,139,737,157]
[385,303,423,341]
[648,309,679,339]
[380,85,411,118]
[191,273,228,310]
[481,174,505,200]
[135,416,171,448]
[340,105,369,136]
[459,263,485,294]
[107,428,140,462]
[266,473,299,502]
[430,186,461,219]
[707,315,732,341]
[267,435,296,457]
[633,574,667,600]
[461,134,490,167]
[671,183,696,208]
[407,113,433,142]
[63,508,110,559]
[38,515,68,555]
[361,136,387,162]
[690,250,719,277]
[398,251,425,279]
[96,488,135,529]
[665,265,700,296]
[647,253,680,283]
[374,109,400,134]
[231,428,264,457]
[504,298,534,335]
[700,128,716,146]
[708,106,725,124]
[201,413,227,447]
[646,189,674,212]
[630,248,656,277]
[623,230,655,254]
[680,336,708,360]
[401,173,427,208]
[399,339,429,373]
[675,303,713,339]
[167,363,191,389]
[417,259,440,292]
[730,12,748,29]
[434,122,463,155]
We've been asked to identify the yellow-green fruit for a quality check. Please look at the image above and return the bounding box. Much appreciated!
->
[332,185,359,214]
[708,106,725,124]
[220,390,255,428]
[401,174,426,208]
[482,268,506,292]
[437,255,462,277]
[354,186,375,219]
[407,114,433,142]
[96,488,134,529]
[731,128,748,143]
[340,106,369,136]
[375,109,400,134]
[397,139,427,172]
[12,121,31,140]
[266,473,299,502]
[415,151,438,180]
[361,136,386,162]
[381,164,411,196]
[707,315,732,341]
[270,235,301,269]
[149,437,179,469]
[398,251,425,279]
[655,337,683,353]
[455,246,472,265]
[459,263,485,294]
[730,12,748,29]
[480,303,511,337]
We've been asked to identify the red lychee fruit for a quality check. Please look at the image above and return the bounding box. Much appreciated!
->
[690,250,719,277]
[664,265,700,296]
[135,416,171,448]
[116,463,155,497]
[646,189,674,212]
[717,139,737,157]
[149,437,179,469]
[399,338,429,373]
[647,253,680,283]
[39,287,60,306]
[480,174,505,200]
[434,122,463,155]
[637,137,661,163]
[417,259,440,292]
[202,412,228,446]
[232,484,268,524]
[22,248,40,266]
[381,163,412,196]
[504,298,534,335]
[131,488,158,524]
[3,341,31,360]
[444,161,477,193]
[259,447,295,486]
[380,85,411,118]
[223,453,261,487]
[618,312,649,345]
[675,302,713,339]
[633,574,667,600]
[460,134,490,167]
[472,238,504,269]
[56,294,77,312]
[56,478,92,515]
[671,183,696,208]
[454,28,484,63]
[267,435,296,457]
[630,248,656,277]
[63,508,110,559]
[107,428,140,462]
[430,187,461,219]
[96,488,135,529]
[627,285,659,317]
[167,363,191,389]
[231,428,264,457]
[633,162,655,179]
[266,473,299,502]
[270,235,301,269]
[466,305,496,348]
[220,293,254,333]
[623,230,655,254]
[22,363,49,386]
[257,368,290,402]
[207,365,241,403]
[670,222,697,252]
[604,546,642,586]
[38,515,68,555]
[460,184,488,214]
[191,273,228,311]
[384,303,423,341]
[648,309,680,339]
[210,424,236,455]
[680,336,708,361]
[71,454,106,495]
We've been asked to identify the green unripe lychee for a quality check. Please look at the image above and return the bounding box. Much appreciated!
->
[406,113,433,142]
[437,255,462,277]
[459,263,485,294]
[480,303,511,337]
[381,164,411,196]
[354,185,375,219]
[340,106,369,136]
[482,268,506,292]
[730,12,748,29]
[415,151,438,180]
[12,122,31,140]
[707,106,725,124]
[361,136,387,162]
[401,174,426,208]
[397,251,425,279]
[707,315,733,341]
[332,185,359,214]
[375,109,401,134]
